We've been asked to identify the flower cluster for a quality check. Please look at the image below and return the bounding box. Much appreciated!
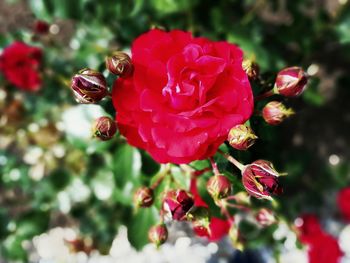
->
[70,29,309,248]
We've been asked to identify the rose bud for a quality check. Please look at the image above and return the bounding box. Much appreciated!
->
[93,116,117,141]
[275,66,308,97]
[71,68,108,104]
[105,51,133,77]
[228,124,258,151]
[207,174,232,201]
[262,101,294,125]
[148,223,168,248]
[162,189,194,220]
[33,20,50,34]
[134,186,154,208]
[242,160,283,200]
[242,59,260,81]
[187,207,211,237]
[255,208,277,226]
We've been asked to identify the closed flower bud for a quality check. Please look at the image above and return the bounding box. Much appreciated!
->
[255,208,276,226]
[71,68,108,104]
[262,101,294,125]
[275,66,308,97]
[207,175,232,201]
[228,124,258,150]
[242,59,260,81]
[148,224,168,248]
[105,51,133,77]
[134,186,154,208]
[33,20,50,34]
[187,207,210,237]
[93,116,117,141]
[242,160,283,200]
[162,189,194,221]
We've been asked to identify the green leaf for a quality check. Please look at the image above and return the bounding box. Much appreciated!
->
[127,207,158,250]
[113,144,142,188]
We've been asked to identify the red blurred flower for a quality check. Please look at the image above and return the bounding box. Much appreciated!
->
[112,29,253,164]
[194,217,231,241]
[337,187,350,221]
[297,214,343,263]
[0,41,42,91]
[33,20,50,34]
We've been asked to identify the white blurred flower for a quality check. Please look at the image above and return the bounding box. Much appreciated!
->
[280,248,308,263]
[339,225,350,256]
[61,105,106,139]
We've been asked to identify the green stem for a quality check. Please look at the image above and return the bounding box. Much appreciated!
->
[254,89,275,101]
[217,150,245,171]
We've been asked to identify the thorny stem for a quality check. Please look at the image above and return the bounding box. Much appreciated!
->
[254,89,275,101]
[209,157,220,175]
[217,150,245,171]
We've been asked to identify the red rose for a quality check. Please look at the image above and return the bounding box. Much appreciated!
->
[112,29,253,164]
[337,187,350,221]
[0,41,42,91]
[297,214,343,263]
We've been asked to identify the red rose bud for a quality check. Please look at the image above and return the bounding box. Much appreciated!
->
[105,51,133,77]
[93,116,117,141]
[242,160,282,200]
[207,175,232,201]
[262,101,294,125]
[275,66,308,97]
[71,68,108,104]
[187,207,210,237]
[255,208,276,226]
[148,224,168,248]
[242,59,260,81]
[134,186,154,208]
[162,189,194,220]
[228,124,258,151]
[33,20,50,34]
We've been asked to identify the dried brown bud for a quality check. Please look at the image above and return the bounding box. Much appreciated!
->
[242,59,260,81]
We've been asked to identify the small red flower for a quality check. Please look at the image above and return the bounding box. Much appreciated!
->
[337,187,350,221]
[112,29,253,164]
[297,214,343,263]
[194,217,231,241]
[0,41,42,91]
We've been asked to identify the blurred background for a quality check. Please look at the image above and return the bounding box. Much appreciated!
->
[0,0,350,262]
